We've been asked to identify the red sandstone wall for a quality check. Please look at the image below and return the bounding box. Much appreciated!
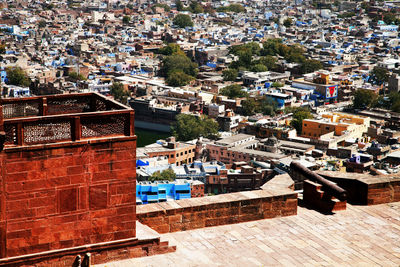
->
[0,137,136,258]
[367,180,400,205]
[137,190,297,234]
[190,183,204,198]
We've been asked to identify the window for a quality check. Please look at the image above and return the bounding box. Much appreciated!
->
[304,123,307,127]
[185,151,187,154]
[326,126,330,130]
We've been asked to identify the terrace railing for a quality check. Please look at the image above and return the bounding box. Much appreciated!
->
[0,93,134,147]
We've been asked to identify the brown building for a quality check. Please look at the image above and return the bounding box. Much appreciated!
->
[0,93,136,259]
[205,163,268,194]
[137,137,196,166]
[190,180,205,198]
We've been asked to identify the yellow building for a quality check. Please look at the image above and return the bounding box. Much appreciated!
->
[302,113,370,139]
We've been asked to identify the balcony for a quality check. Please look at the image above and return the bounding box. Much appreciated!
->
[0,93,135,148]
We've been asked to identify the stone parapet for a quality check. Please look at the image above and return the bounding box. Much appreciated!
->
[137,189,297,234]
[317,171,400,205]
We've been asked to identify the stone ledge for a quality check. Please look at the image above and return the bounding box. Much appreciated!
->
[317,171,400,205]
[0,222,175,267]
[137,189,298,234]
[3,136,137,153]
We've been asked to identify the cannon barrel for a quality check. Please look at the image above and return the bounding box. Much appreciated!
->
[290,161,347,201]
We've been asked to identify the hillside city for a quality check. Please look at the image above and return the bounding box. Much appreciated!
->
[1,0,400,266]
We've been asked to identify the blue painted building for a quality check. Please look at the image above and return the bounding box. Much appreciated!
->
[136,181,191,204]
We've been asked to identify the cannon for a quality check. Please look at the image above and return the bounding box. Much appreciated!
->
[290,161,347,201]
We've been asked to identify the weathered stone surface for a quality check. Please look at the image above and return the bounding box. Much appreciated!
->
[137,189,298,233]
[0,137,137,258]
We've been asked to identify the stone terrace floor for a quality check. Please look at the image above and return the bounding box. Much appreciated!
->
[96,202,400,266]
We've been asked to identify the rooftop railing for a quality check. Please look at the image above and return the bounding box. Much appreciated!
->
[0,93,134,148]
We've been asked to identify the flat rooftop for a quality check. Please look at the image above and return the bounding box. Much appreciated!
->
[95,202,400,266]
[215,134,254,147]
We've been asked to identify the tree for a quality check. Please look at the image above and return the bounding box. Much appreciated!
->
[353,89,378,109]
[272,82,284,88]
[0,43,6,54]
[166,70,194,87]
[387,92,400,112]
[188,1,203,13]
[175,0,183,11]
[241,96,277,116]
[300,59,323,74]
[220,84,248,99]
[158,43,185,56]
[152,3,171,12]
[222,68,238,81]
[229,42,261,57]
[242,98,258,115]
[38,20,46,28]
[172,114,219,141]
[257,56,277,70]
[149,169,176,182]
[203,5,215,14]
[250,64,268,72]
[160,54,198,78]
[122,15,130,24]
[6,67,31,87]
[384,13,396,25]
[217,4,245,13]
[283,18,293,28]
[110,82,130,104]
[68,71,86,81]
[370,67,389,85]
[173,14,193,28]
[290,108,313,134]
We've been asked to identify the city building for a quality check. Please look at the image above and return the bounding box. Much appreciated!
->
[137,137,196,166]
[292,72,339,106]
[136,180,192,204]
[302,112,370,139]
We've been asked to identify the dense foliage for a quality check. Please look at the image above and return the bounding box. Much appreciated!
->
[6,67,31,87]
[241,96,277,116]
[122,15,130,24]
[149,169,176,182]
[220,84,248,99]
[173,14,193,28]
[166,70,194,87]
[353,89,400,113]
[370,67,389,85]
[222,68,238,81]
[228,39,322,74]
[285,107,313,134]
[152,3,171,12]
[158,43,185,56]
[160,54,198,86]
[110,82,130,104]
[68,71,86,81]
[216,4,245,13]
[283,18,293,28]
[172,114,219,141]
